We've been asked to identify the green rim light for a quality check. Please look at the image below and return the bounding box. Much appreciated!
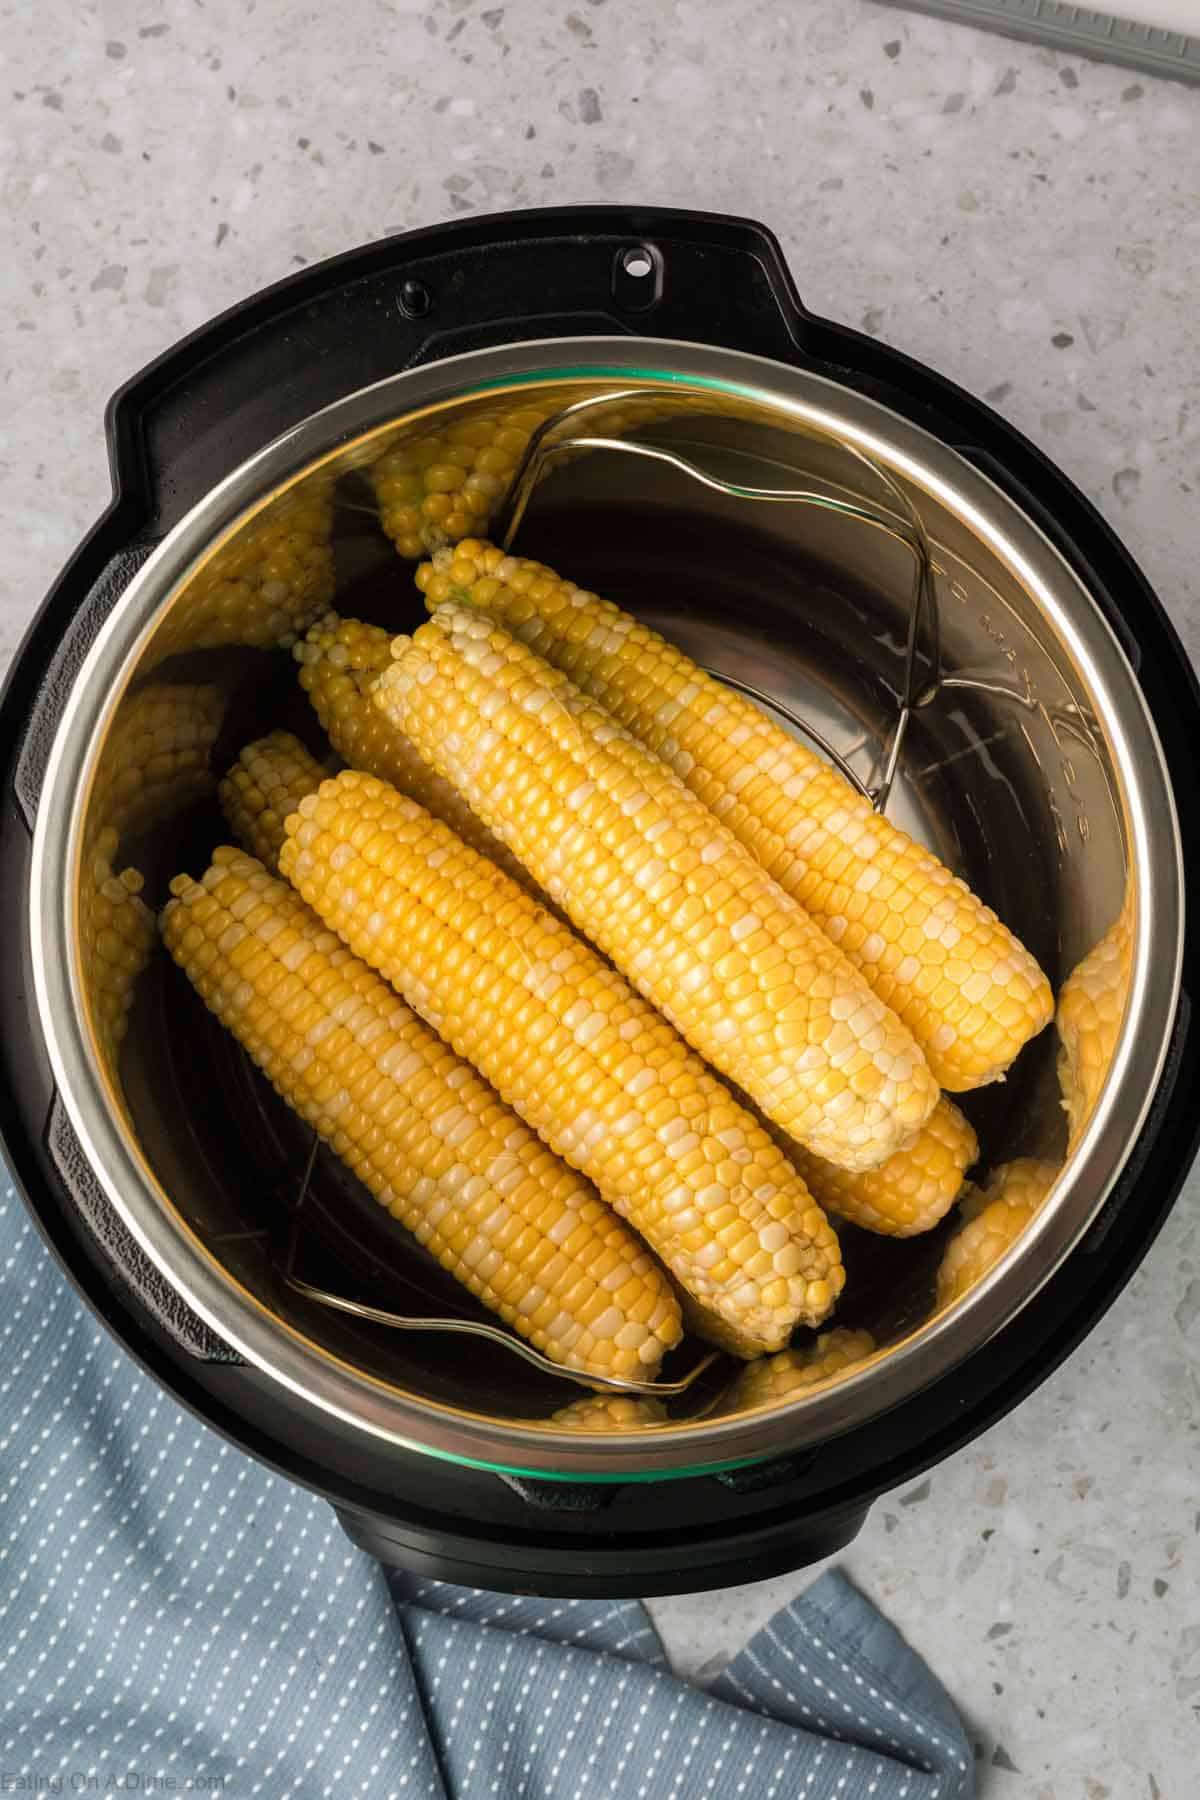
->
[404,1440,772,1483]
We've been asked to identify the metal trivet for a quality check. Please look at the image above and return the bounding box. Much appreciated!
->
[273,1135,723,1396]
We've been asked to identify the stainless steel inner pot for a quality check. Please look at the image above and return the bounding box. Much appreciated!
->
[30,339,1183,1477]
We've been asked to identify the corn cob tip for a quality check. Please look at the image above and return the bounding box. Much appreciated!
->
[729,1327,877,1409]
[218,731,328,873]
[780,1095,978,1238]
[550,1393,669,1431]
[369,407,548,558]
[296,611,533,885]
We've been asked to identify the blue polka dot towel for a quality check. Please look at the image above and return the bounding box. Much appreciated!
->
[0,1179,973,1796]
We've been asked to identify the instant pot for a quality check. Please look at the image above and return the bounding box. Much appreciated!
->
[2,207,1196,1596]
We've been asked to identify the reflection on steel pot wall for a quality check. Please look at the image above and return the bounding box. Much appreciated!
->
[1057,888,1136,1154]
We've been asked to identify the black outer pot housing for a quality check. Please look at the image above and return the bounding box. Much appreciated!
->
[2,207,1196,1597]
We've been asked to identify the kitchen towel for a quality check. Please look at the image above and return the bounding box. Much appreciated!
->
[0,1175,974,1798]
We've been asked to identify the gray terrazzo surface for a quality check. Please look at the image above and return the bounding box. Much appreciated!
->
[2,3,1197,1793]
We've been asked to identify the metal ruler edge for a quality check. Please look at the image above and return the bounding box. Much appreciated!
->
[876,0,1200,84]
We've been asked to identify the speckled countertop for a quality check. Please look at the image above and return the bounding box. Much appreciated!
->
[2,2,1198,1794]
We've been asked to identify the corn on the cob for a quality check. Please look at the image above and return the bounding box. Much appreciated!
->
[421,541,1053,1092]
[1057,895,1133,1153]
[369,408,548,559]
[80,827,156,1076]
[280,770,845,1354]
[784,1097,977,1238]
[295,612,531,885]
[956,1157,1057,1224]
[151,480,336,662]
[936,1158,1058,1307]
[729,1328,877,1409]
[161,847,680,1380]
[551,1394,668,1431]
[369,395,695,558]
[671,1288,796,1361]
[90,682,224,848]
[219,731,328,873]
[376,607,938,1171]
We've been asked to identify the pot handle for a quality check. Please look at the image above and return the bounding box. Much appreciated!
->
[13,536,156,832]
[98,207,812,533]
[333,1494,871,1591]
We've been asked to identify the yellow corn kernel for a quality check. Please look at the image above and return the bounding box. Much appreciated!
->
[79,826,156,1077]
[280,770,845,1354]
[670,1288,808,1361]
[376,607,938,1172]
[936,1158,1059,1306]
[151,478,336,661]
[90,682,224,848]
[294,612,532,885]
[729,1328,877,1409]
[160,847,680,1381]
[1056,894,1133,1152]
[368,406,548,559]
[551,1394,668,1430]
[423,540,1053,1092]
[785,1098,977,1237]
[219,731,328,872]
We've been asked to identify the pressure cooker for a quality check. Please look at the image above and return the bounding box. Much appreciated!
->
[1,207,1194,1596]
